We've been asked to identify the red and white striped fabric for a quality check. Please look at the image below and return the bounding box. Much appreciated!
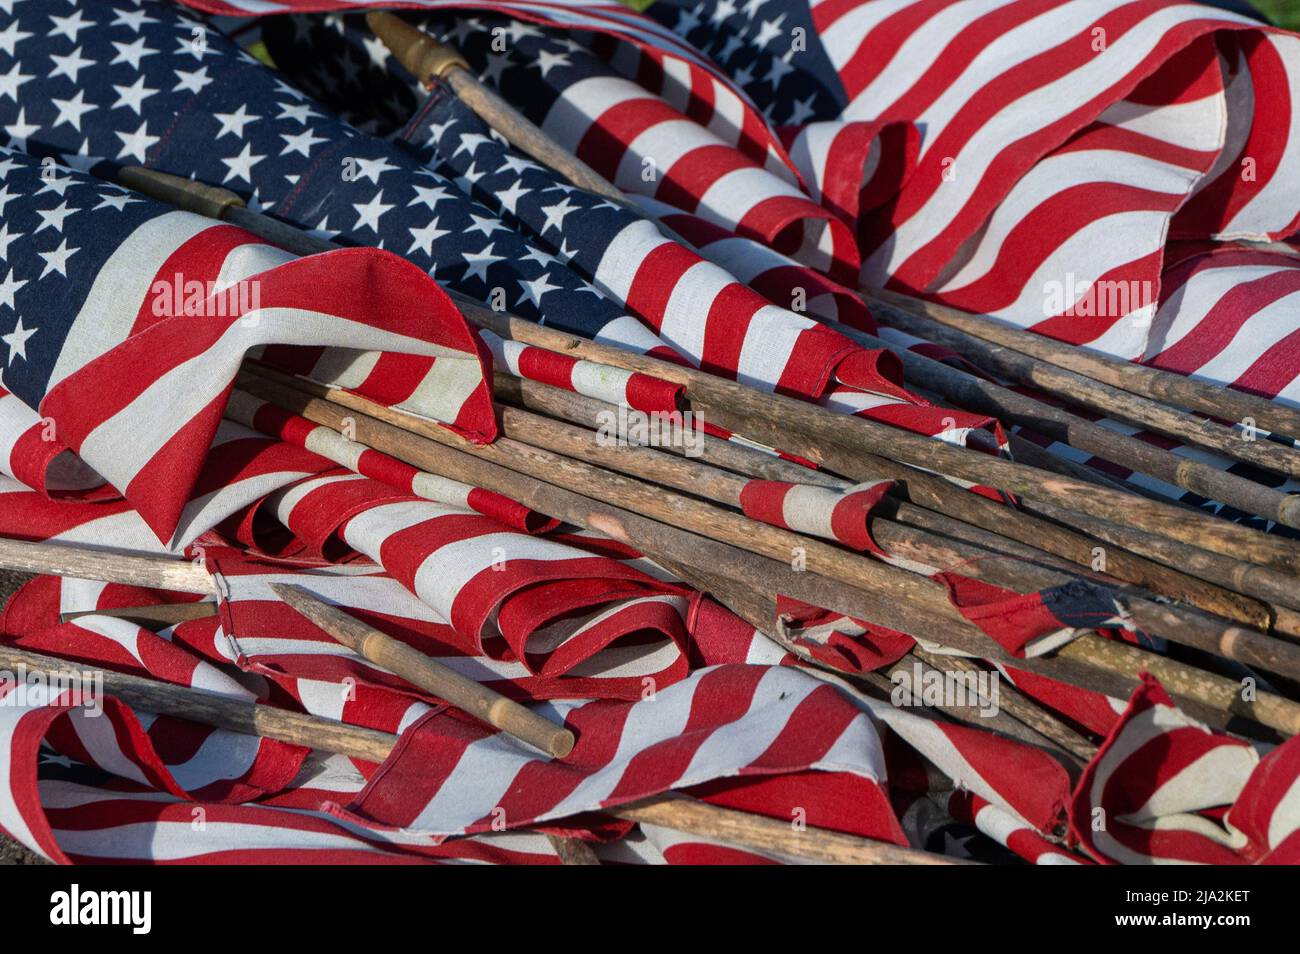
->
[1144,243,1300,402]
[521,33,858,279]
[738,477,893,555]
[946,791,1085,865]
[631,195,873,328]
[1174,31,1300,241]
[0,677,588,864]
[340,663,903,841]
[551,201,1005,447]
[0,571,893,861]
[256,471,692,684]
[226,390,556,534]
[831,1,1300,338]
[779,118,919,244]
[1,554,1083,861]
[0,420,334,554]
[1071,674,1300,864]
[29,208,496,545]
[965,243,1300,516]
[0,388,104,498]
[211,558,693,707]
[478,329,685,414]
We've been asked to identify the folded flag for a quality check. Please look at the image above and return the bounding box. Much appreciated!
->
[0,147,495,544]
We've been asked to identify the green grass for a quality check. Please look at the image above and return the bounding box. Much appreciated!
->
[1253,0,1300,28]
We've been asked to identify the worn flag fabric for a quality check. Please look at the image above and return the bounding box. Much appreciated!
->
[1071,675,1300,864]
[226,390,558,533]
[1,0,1297,867]
[0,386,104,498]
[0,146,496,545]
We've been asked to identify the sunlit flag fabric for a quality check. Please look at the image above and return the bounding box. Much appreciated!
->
[219,0,1300,532]
[1071,675,1300,864]
[641,0,1300,521]
[0,551,1081,864]
[0,147,496,546]
[2,0,1299,867]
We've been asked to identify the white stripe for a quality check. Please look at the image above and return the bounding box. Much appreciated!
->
[77,307,462,497]
[1223,34,1300,236]
[48,212,214,390]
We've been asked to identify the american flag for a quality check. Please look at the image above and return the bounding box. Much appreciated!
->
[252,1,1300,521]
[645,0,1300,519]
[0,145,496,546]
[0,0,1298,867]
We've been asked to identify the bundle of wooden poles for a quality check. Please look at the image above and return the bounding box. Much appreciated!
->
[4,13,1300,865]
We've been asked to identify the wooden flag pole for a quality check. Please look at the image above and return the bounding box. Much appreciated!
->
[493,372,1298,630]
[867,285,1300,443]
[872,299,1300,482]
[270,583,576,759]
[469,390,1300,685]
[112,168,1300,569]
[846,324,1300,527]
[58,603,218,626]
[0,645,964,865]
[236,369,1300,736]
[233,370,1032,668]
[461,302,1300,573]
[365,12,633,209]
[0,538,216,595]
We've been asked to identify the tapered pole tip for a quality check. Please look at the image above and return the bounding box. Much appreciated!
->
[365,10,468,85]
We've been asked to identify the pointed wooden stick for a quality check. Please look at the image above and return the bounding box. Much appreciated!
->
[366,12,630,208]
[237,367,1300,736]
[59,603,218,626]
[871,297,1300,483]
[867,285,1300,443]
[0,645,965,865]
[270,583,575,759]
[847,324,1300,528]
[461,302,1300,573]
[0,538,216,595]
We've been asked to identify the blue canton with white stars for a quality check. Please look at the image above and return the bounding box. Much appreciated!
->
[0,0,650,345]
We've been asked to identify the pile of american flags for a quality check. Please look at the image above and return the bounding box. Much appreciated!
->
[1,0,1300,866]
